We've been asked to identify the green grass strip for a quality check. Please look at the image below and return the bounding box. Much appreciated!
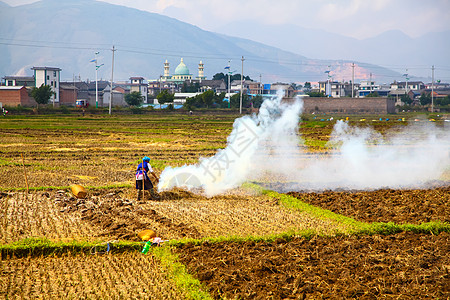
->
[151,246,213,300]
[0,237,141,259]
[244,182,365,231]
[245,182,450,235]
[165,229,317,248]
[355,221,450,235]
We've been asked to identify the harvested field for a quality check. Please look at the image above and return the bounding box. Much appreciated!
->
[1,113,449,299]
[176,231,450,299]
[1,252,185,299]
[1,188,347,244]
[0,191,98,244]
[287,187,450,224]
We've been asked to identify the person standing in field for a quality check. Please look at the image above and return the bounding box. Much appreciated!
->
[135,156,160,200]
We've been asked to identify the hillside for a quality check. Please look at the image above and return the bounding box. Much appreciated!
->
[0,0,401,83]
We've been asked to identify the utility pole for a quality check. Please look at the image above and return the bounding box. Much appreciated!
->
[404,68,409,96]
[227,60,231,109]
[431,65,435,113]
[325,66,331,97]
[95,51,99,108]
[109,45,115,115]
[94,51,104,108]
[73,73,76,103]
[351,63,355,98]
[259,74,262,95]
[240,56,244,114]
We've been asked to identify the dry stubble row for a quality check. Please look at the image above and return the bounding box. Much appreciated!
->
[0,192,99,244]
[1,252,185,299]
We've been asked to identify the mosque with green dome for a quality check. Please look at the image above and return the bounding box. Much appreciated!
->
[161,58,206,83]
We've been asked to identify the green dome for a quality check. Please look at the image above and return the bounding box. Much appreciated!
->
[174,58,189,75]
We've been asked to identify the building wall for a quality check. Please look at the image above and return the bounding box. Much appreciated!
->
[285,97,396,114]
[60,88,77,106]
[0,87,35,107]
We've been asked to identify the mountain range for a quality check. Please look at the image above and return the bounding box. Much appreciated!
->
[0,0,440,84]
[218,21,450,80]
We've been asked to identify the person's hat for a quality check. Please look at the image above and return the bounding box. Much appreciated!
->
[143,156,151,162]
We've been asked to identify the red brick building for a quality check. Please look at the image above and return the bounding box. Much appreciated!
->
[0,86,35,107]
[59,84,77,106]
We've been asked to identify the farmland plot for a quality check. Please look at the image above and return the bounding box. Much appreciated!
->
[287,187,450,224]
[0,115,233,189]
[0,191,98,244]
[1,252,186,299]
[176,232,450,299]
[1,114,449,299]
[1,187,348,244]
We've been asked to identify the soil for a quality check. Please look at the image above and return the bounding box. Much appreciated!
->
[286,187,450,224]
[175,231,450,299]
[55,188,200,241]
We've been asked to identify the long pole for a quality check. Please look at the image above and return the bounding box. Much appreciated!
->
[240,56,244,114]
[227,60,231,109]
[431,65,434,113]
[95,52,99,108]
[351,63,355,98]
[260,74,262,95]
[73,73,76,102]
[109,45,115,115]
[405,68,408,96]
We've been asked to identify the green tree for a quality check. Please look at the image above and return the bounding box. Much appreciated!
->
[437,95,450,106]
[156,90,175,109]
[303,82,312,91]
[184,97,196,110]
[230,93,250,109]
[419,93,431,105]
[307,91,326,97]
[366,91,379,97]
[181,82,188,93]
[251,95,264,108]
[31,84,54,108]
[214,92,226,108]
[401,94,412,105]
[212,73,226,81]
[124,91,143,106]
[201,90,215,108]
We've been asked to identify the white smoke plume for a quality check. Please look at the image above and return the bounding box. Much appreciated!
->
[158,93,450,195]
[158,91,303,196]
[283,120,450,191]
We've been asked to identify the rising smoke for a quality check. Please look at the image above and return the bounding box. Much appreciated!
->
[158,93,450,195]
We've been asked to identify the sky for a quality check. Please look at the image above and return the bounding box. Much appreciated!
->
[4,0,450,39]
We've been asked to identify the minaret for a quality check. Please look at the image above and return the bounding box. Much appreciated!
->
[164,59,170,78]
[197,60,205,81]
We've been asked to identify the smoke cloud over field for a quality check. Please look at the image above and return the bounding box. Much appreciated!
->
[158,94,450,195]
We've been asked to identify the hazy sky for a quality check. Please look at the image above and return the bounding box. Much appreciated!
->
[4,0,450,39]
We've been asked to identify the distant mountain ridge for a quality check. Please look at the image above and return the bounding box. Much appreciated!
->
[217,21,450,79]
[0,0,404,83]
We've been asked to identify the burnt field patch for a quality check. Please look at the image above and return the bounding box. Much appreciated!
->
[175,232,450,299]
[287,187,450,224]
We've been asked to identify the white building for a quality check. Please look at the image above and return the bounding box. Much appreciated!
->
[130,77,148,103]
[319,81,345,98]
[31,66,61,104]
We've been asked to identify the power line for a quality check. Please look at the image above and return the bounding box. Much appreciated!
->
[1,38,449,71]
